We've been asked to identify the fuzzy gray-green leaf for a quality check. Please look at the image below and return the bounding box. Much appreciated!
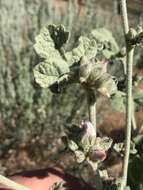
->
[66,36,97,65]
[68,140,79,151]
[34,27,59,59]
[91,28,119,59]
[34,25,69,59]
[75,150,85,163]
[33,24,70,88]
[48,25,69,49]
[94,137,113,151]
[49,182,70,190]
[110,91,126,112]
[133,87,143,106]
[34,58,69,88]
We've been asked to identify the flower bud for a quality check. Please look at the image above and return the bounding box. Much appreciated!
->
[81,121,96,137]
[89,149,106,161]
[127,28,137,40]
[100,59,109,73]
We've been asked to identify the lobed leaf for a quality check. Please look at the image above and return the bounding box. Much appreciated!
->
[91,28,119,59]
[34,25,69,59]
[33,58,69,88]
[49,182,70,190]
[33,25,70,88]
[133,87,143,106]
[74,150,85,163]
[68,140,79,151]
[110,91,126,112]
[66,36,97,65]
[47,25,69,49]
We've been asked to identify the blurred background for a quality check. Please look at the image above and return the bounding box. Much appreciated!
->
[0,0,143,175]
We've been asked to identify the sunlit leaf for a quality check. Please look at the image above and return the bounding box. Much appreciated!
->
[91,28,119,59]
[34,58,69,88]
[110,91,126,112]
[133,87,143,105]
[34,25,69,59]
[49,181,70,190]
[75,150,85,163]
[33,25,70,88]
[66,36,97,65]
[68,140,79,151]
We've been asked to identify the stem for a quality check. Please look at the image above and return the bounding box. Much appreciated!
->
[120,0,129,34]
[123,47,134,188]
[87,89,96,137]
[0,175,31,190]
[120,0,135,189]
[122,54,136,132]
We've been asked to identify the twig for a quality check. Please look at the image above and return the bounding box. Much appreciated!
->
[0,175,31,190]
[87,89,96,137]
[132,100,137,131]
[132,113,137,131]
[120,0,135,189]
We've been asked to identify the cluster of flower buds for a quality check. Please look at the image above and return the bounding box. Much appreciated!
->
[80,121,112,162]
[62,121,113,167]
[127,26,143,47]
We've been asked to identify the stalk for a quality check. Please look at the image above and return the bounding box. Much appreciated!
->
[132,107,137,131]
[120,0,135,189]
[87,89,96,137]
[0,175,31,190]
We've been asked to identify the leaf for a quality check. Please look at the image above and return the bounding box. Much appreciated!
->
[107,57,125,82]
[110,91,126,112]
[96,74,117,97]
[68,140,79,151]
[66,36,97,65]
[49,182,70,190]
[80,136,94,153]
[113,142,137,155]
[74,150,85,163]
[34,27,59,59]
[113,143,124,153]
[33,58,69,88]
[128,156,143,190]
[94,137,113,151]
[80,135,100,154]
[34,25,69,59]
[133,87,143,106]
[33,24,70,88]
[91,28,119,59]
[80,136,112,153]
[48,25,69,49]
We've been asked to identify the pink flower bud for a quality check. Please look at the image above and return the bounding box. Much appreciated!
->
[100,59,109,73]
[81,121,96,137]
[89,150,106,161]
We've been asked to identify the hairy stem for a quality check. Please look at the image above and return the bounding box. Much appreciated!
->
[120,0,129,34]
[123,47,134,188]
[0,175,30,190]
[87,89,96,137]
[120,0,135,189]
